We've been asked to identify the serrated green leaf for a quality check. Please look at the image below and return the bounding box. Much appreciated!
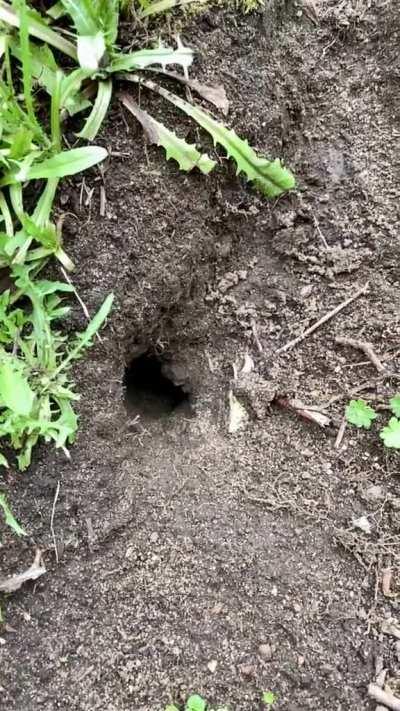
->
[0,492,26,536]
[345,399,377,429]
[21,146,108,181]
[0,357,34,415]
[165,706,180,711]
[120,94,215,174]
[120,75,295,197]
[390,394,400,418]
[186,695,206,711]
[380,418,400,449]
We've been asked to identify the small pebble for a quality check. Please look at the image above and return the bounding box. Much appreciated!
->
[207,660,218,673]
[259,643,273,660]
[365,485,384,501]
[150,532,159,543]
[239,664,255,677]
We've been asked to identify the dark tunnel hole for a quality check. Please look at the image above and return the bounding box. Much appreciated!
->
[123,352,190,419]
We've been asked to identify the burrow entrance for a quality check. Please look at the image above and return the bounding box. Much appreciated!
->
[124,352,191,420]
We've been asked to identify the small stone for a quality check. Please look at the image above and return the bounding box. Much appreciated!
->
[207,659,218,673]
[150,532,159,543]
[365,485,384,501]
[300,285,313,298]
[0,638,5,646]
[258,644,273,660]
[211,603,223,615]
[293,602,302,613]
[298,655,305,667]
[239,664,255,677]
[352,515,371,534]
[172,647,180,657]
[271,585,278,597]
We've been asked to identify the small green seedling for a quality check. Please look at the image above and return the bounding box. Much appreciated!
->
[165,694,229,711]
[345,395,400,450]
[380,418,400,449]
[345,399,377,429]
[262,691,276,708]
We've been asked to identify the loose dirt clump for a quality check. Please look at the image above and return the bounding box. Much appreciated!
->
[1,2,400,709]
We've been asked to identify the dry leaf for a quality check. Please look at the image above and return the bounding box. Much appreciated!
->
[150,69,230,114]
[0,550,45,593]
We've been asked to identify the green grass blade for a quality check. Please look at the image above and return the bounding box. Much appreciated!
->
[32,178,59,225]
[54,293,114,375]
[51,70,63,151]
[76,79,113,141]
[0,190,14,236]
[17,0,37,127]
[0,492,26,536]
[22,146,108,181]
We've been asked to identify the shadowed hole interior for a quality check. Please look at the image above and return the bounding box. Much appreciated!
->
[124,352,189,419]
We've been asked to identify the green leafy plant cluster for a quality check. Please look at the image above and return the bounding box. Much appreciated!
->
[0,0,294,532]
[346,394,400,449]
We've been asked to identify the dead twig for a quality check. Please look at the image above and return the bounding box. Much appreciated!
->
[335,416,347,448]
[368,684,400,711]
[277,283,369,354]
[312,214,329,248]
[335,336,386,373]
[250,319,263,353]
[275,397,330,427]
[50,481,61,564]
[382,563,394,597]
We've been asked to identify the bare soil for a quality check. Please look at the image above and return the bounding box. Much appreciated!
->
[1,1,400,709]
